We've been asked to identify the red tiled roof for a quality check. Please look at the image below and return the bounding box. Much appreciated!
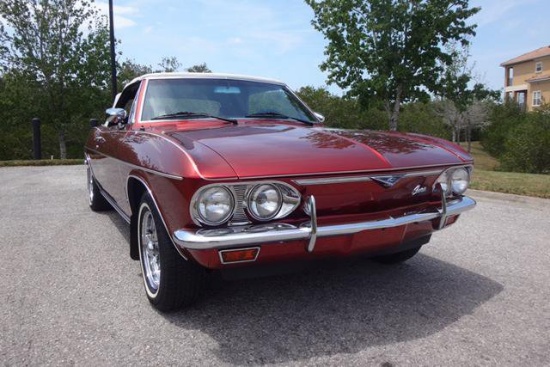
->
[501,45,550,67]
[525,74,550,83]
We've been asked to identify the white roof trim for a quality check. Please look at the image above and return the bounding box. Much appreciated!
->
[126,72,286,88]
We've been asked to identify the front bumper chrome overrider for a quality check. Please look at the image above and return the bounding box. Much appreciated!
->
[173,195,476,252]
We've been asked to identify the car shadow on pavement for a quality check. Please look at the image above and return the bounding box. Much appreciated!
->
[162,253,503,365]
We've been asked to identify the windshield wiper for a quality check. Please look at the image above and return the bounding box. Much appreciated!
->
[151,111,237,125]
[245,112,314,126]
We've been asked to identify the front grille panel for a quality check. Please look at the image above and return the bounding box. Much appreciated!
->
[230,184,250,225]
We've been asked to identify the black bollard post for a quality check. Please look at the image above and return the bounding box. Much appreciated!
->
[31,118,42,160]
[90,118,99,128]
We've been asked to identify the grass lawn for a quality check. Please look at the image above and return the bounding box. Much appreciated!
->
[465,142,550,199]
[0,159,83,167]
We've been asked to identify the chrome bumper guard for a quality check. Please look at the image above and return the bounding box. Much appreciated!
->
[173,195,476,252]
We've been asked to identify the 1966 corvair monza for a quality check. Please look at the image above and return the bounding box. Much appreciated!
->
[85,73,475,311]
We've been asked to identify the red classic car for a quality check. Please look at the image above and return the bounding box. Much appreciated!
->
[85,73,476,311]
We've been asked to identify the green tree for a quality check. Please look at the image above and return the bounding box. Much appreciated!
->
[157,56,182,73]
[305,0,480,131]
[436,43,500,150]
[117,59,153,90]
[0,0,111,158]
[297,85,388,130]
[399,101,449,139]
[186,63,212,73]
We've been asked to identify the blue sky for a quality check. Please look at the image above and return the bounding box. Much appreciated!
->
[97,0,550,94]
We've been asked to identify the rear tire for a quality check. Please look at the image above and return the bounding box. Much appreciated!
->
[138,193,205,311]
[87,165,110,211]
[371,246,422,264]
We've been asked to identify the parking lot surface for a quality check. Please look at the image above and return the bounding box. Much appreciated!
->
[1,165,549,366]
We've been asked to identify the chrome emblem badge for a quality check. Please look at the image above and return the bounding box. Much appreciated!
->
[370,175,404,188]
[412,184,428,196]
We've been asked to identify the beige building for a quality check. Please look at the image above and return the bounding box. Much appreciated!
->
[501,45,550,111]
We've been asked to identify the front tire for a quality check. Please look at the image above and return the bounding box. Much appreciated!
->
[138,193,205,311]
[87,165,110,211]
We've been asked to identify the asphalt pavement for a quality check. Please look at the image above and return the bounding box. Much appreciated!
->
[0,165,549,366]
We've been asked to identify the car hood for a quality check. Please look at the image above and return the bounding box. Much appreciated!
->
[165,123,471,179]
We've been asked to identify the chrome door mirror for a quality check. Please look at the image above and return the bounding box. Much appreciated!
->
[105,108,128,128]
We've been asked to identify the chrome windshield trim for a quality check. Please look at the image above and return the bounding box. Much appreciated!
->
[293,169,443,186]
[173,195,476,250]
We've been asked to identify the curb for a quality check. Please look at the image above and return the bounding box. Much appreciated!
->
[468,189,550,206]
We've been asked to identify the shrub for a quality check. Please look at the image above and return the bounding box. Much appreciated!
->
[399,102,450,139]
[500,108,550,173]
[481,102,525,158]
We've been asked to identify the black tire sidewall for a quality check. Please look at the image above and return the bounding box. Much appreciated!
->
[137,193,204,311]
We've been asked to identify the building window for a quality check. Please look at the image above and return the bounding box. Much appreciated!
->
[535,62,543,73]
[532,91,542,107]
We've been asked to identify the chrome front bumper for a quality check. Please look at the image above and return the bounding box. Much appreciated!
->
[173,195,476,251]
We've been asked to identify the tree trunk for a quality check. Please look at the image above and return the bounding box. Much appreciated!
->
[389,85,403,131]
[59,130,67,159]
[466,123,472,153]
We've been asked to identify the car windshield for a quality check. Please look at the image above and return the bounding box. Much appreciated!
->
[140,78,317,124]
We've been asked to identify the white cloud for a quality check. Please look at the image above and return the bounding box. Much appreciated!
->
[471,0,538,27]
[95,1,139,29]
[228,37,244,45]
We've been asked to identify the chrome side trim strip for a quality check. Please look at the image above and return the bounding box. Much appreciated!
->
[237,164,465,182]
[295,176,372,185]
[293,169,443,186]
[99,189,131,224]
[173,195,476,250]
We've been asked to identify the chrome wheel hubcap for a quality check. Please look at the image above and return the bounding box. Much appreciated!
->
[87,168,94,204]
[140,209,160,293]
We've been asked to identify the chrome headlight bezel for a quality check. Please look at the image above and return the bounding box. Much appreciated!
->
[450,168,470,195]
[192,186,236,226]
[247,184,283,221]
[191,181,301,227]
[433,166,472,196]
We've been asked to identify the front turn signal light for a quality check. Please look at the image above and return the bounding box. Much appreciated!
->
[219,247,260,264]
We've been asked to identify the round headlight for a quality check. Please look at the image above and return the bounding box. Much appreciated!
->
[248,184,282,221]
[451,168,469,195]
[197,186,234,225]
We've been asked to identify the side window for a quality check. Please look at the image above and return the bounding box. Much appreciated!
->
[115,81,141,124]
